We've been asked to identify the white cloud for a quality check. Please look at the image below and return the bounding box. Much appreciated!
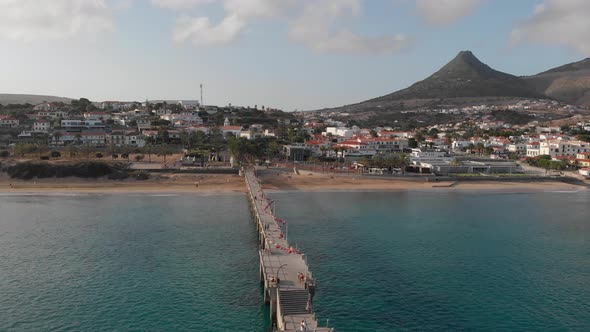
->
[289,0,411,54]
[151,0,215,10]
[0,0,116,41]
[167,0,410,54]
[173,13,245,46]
[416,0,483,25]
[168,0,293,46]
[510,0,590,56]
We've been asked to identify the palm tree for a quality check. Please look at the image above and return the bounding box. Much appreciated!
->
[475,143,485,156]
[397,153,410,175]
[53,131,63,146]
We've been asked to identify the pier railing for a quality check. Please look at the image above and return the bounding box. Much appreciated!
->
[244,168,334,332]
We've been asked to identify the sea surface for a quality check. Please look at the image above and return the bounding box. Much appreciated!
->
[0,195,267,331]
[274,190,590,332]
[1,191,589,332]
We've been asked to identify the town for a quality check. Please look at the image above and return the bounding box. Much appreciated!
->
[1,97,590,180]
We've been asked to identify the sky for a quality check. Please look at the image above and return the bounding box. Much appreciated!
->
[1,0,589,111]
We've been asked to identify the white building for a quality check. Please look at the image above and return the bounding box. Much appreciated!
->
[539,140,590,158]
[33,119,51,132]
[61,119,104,129]
[526,142,540,157]
[84,112,111,121]
[508,143,527,154]
[323,127,357,138]
[0,116,19,128]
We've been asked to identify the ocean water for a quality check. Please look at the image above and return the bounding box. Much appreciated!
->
[1,191,589,332]
[273,190,590,332]
[0,195,266,331]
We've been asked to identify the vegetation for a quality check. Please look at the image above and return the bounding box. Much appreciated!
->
[3,161,127,180]
[526,155,567,172]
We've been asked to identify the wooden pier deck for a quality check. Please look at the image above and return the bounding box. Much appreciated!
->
[244,169,334,332]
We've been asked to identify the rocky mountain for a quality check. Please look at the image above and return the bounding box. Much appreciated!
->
[372,51,542,102]
[0,94,72,105]
[525,58,590,107]
[321,51,590,113]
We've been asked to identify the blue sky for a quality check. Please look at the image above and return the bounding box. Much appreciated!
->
[0,0,588,111]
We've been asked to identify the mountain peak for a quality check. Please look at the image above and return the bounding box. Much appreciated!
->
[367,50,542,102]
[429,50,498,81]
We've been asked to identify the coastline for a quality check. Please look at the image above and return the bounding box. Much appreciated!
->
[0,173,247,195]
[259,172,587,194]
[0,172,586,195]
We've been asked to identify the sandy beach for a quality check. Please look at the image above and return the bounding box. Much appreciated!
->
[0,171,586,195]
[258,171,586,193]
[0,173,247,194]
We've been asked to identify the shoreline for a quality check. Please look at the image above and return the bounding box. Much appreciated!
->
[0,172,586,195]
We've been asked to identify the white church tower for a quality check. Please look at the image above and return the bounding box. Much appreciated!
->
[224,117,230,127]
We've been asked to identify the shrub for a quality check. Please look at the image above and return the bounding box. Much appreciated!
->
[50,151,61,158]
[112,154,119,159]
[95,153,103,158]
[107,171,129,180]
[40,156,50,160]
[134,171,150,181]
[135,154,145,162]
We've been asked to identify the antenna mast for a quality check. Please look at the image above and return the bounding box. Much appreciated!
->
[200,83,203,107]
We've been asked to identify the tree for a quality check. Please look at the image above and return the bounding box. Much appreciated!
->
[135,154,145,162]
[53,131,63,145]
[65,145,78,159]
[13,143,35,157]
[75,133,82,145]
[156,144,172,167]
[408,138,418,149]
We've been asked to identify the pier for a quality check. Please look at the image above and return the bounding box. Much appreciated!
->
[244,169,334,332]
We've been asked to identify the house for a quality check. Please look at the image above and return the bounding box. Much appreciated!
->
[323,127,357,138]
[137,119,152,132]
[37,110,68,119]
[84,112,111,121]
[526,142,540,157]
[539,140,590,158]
[80,131,106,146]
[106,131,127,146]
[508,143,527,154]
[221,125,242,137]
[576,152,590,167]
[33,119,51,132]
[177,100,200,110]
[362,137,409,151]
[61,119,104,129]
[33,103,59,112]
[125,132,145,147]
[0,116,19,128]
[334,139,376,157]
[283,145,312,161]
[100,101,135,110]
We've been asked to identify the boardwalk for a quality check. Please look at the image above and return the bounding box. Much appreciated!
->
[244,169,334,332]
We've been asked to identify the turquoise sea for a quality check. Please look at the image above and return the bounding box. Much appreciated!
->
[1,191,589,331]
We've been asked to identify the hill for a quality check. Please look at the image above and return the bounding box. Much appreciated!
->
[0,94,72,105]
[524,58,590,107]
[323,51,544,113]
[374,51,541,102]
